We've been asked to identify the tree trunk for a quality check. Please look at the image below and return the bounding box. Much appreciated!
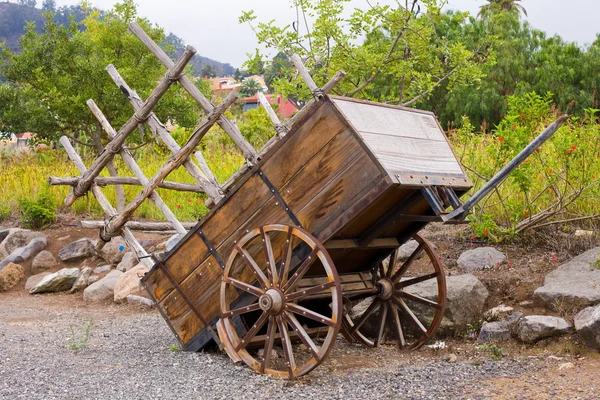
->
[90,123,126,212]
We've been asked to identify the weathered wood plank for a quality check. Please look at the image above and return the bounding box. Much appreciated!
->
[49,176,205,193]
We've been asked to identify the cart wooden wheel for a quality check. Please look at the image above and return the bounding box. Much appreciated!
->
[218,224,343,379]
[341,234,446,350]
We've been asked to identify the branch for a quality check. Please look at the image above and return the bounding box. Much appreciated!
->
[402,65,458,106]
[63,134,95,148]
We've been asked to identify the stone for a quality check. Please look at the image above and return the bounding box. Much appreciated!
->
[457,247,506,271]
[83,270,123,302]
[127,294,155,307]
[533,247,600,312]
[397,240,421,261]
[29,267,80,294]
[443,353,458,363]
[484,305,514,321]
[515,316,571,343]
[31,250,58,273]
[0,237,48,270]
[165,234,185,252]
[25,272,51,291]
[574,229,594,237]
[116,252,138,272]
[406,274,489,331]
[0,262,24,291]
[573,303,600,349]
[93,264,113,274]
[0,229,44,259]
[88,274,99,285]
[58,238,95,262]
[257,348,280,360]
[478,321,512,343]
[558,362,574,370]
[69,267,93,293]
[99,236,129,264]
[113,263,149,303]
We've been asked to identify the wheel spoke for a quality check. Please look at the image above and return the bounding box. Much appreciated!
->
[235,312,269,352]
[282,247,319,293]
[286,303,336,327]
[395,272,438,289]
[390,303,405,348]
[391,243,424,283]
[260,227,278,286]
[387,248,400,278]
[283,312,320,360]
[397,291,442,310]
[285,281,336,302]
[221,302,262,318]
[223,277,264,297]
[237,245,270,289]
[378,261,385,279]
[277,228,294,286]
[393,296,428,335]
[349,298,380,334]
[375,302,388,346]
[260,317,277,373]
[344,289,379,304]
[276,316,296,379]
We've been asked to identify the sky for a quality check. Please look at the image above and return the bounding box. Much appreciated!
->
[50,0,599,68]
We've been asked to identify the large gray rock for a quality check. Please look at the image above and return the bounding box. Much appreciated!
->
[31,250,58,273]
[69,267,93,293]
[515,315,571,343]
[29,267,80,294]
[0,237,48,270]
[113,263,149,303]
[457,247,506,271]
[58,238,95,262]
[407,274,489,330]
[127,294,155,307]
[25,272,51,291]
[165,234,185,252]
[533,247,600,313]
[93,264,113,274]
[99,236,128,264]
[0,229,44,259]
[116,252,138,272]
[574,304,600,349]
[83,270,123,302]
[478,312,523,343]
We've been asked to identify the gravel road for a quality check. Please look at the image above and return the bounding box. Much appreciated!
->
[0,292,591,400]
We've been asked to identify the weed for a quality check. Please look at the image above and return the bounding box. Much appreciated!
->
[67,319,93,351]
[593,257,600,270]
[478,343,504,361]
[0,205,10,221]
[169,343,181,352]
[18,184,56,229]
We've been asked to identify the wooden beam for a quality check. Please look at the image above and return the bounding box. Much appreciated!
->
[97,92,238,245]
[128,22,258,164]
[105,64,223,204]
[59,136,152,267]
[64,46,196,207]
[87,99,187,235]
[291,54,320,95]
[324,237,401,250]
[49,176,205,193]
[81,220,196,231]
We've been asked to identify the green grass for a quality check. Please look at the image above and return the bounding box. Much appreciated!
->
[66,319,93,351]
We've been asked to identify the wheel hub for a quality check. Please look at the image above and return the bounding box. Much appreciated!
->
[259,289,284,315]
[376,278,394,301]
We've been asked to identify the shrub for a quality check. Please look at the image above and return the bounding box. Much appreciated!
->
[0,205,10,222]
[18,185,56,229]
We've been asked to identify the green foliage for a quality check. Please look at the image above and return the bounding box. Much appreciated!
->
[168,343,180,352]
[67,319,93,351]
[0,205,10,221]
[478,343,504,360]
[18,184,55,229]
[593,257,600,270]
[238,106,275,148]
[239,78,263,98]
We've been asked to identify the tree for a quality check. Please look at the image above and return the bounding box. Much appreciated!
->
[233,68,241,81]
[42,0,56,12]
[478,0,527,18]
[240,0,490,107]
[200,64,216,78]
[263,52,292,90]
[239,78,263,97]
[18,0,37,8]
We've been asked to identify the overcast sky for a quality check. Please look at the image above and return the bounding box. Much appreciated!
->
[51,0,599,67]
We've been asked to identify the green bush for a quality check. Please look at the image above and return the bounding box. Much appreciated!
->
[0,205,10,222]
[18,185,56,229]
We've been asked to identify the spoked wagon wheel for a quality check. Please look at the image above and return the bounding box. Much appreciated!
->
[218,224,342,379]
[342,234,446,350]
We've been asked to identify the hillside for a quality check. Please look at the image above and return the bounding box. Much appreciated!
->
[0,2,234,77]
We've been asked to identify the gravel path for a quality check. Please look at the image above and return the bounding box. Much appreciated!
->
[0,292,572,400]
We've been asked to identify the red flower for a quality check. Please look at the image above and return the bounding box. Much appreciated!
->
[177,204,181,209]
[523,213,527,218]
[483,228,488,236]
[187,199,192,203]
[536,148,540,153]
[499,136,504,143]
[521,115,525,120]
[548,168,553,174]
[571,145,576,150]
[511,124,517,130]
[566,149,571,155]
[551,257,558,262]
[471,235,477,240]
[508,263,513,268]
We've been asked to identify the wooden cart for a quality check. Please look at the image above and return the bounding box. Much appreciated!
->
[52,23,567,380]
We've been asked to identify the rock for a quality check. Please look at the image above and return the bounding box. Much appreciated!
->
[69,267,93,293]
[25,272,51,291]
[0,262,25,291]
[397,240,421,261]
[558,362,574,370]
[165,234,185,252]
[83,270,123,302]
[31,250,58,273]
[574,229,594,237]
[257,348,280,360]
[573,303,600,349]
[515,316,571,343]
[533,247,600,312]
[406,274,489,331]
[113,264,149,303]
[0,229,44,259]
[88,274,99,285]
[443,353,458,363]
[127,294,155,307]
[457,247,506,271]
[58,238,95,262]
[0,228,12,244]
[29,267,80,294]
[117,252,138,272]
[93,264,113,274]
[519,300,534,308]
[484,305,514,321]
[99,236,129,264]
[478,321,512,343]
[0,237,48,270]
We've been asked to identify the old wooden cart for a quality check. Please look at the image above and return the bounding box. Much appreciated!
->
[52,23,567,380]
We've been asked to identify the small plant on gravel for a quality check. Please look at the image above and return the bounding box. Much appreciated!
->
[593,257,600,270]
[18,184,56,229]
[67,319,93,351]
[169,343,180,352]
[478,343,504,361]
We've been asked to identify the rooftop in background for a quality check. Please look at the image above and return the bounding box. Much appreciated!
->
[209,75,266,94]
[239,93,297,119]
